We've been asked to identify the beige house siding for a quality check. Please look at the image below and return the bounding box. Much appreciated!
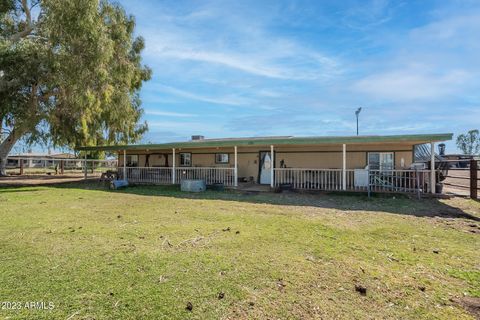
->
[117,143,414,181]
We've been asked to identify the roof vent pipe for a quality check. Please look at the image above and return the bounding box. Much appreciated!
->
[438,143,446,156]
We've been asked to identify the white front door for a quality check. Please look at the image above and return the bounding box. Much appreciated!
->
[259,152,272,184]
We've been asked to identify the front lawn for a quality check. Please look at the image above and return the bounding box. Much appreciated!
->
[0,184,479,319]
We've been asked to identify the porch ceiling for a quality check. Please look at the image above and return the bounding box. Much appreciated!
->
[76,133,453,152]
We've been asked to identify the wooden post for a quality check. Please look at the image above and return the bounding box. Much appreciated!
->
[172,148,176,184]
[19,159,24,175]
[430,142,435,194]
[60,160,64,175]
[123,150,127,181]
[342,144,346,190]
[471,159,478,200]
[84,153,87,179]
[234,146,238,187]
[270,145,274,188]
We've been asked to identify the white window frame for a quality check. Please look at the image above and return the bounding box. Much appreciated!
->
[179,153,191,167]
[215,153,229,164]
[126,155,139,167]
[368,152,394,171]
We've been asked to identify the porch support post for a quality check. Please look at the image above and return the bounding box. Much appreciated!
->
[234,146,238,187]
[84,152,88,180]
[430,142,435,194]
[342,144,346,190]
[123,150,127,181]
[270,145,274,188]
[172,148,176,184]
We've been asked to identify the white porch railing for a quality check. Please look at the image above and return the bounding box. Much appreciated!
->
[368,169,430,193]
[274,168,431,193]
[124,167,172,184]
[175,167,235,186]
[121,167,235,186]
[274,168,345,191]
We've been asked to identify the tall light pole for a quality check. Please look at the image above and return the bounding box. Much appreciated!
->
[355,107,362,136]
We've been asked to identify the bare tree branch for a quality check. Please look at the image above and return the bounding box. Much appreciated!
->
[9,0,35,42]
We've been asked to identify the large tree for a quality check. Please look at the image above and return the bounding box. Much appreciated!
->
[0,0,151,175]
[456,129,480,155]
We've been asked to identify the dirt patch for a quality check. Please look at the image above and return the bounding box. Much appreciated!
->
[453,297,480,319]
[0,174,98,186]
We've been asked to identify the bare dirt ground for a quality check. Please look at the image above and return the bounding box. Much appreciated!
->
[443,170,479,197]
[0,174,99,186]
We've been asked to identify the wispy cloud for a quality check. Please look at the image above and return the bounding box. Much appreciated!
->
[116,0,480,153]
[153,84,252,106]
[353,69,472,101]
[145,110,198,117]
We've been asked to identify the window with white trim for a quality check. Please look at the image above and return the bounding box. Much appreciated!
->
[180,153,191,166]
[215,153,229,164]
[126,155,138,167]
[368,152,394,171]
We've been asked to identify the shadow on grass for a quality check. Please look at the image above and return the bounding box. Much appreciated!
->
[31,180,480,222]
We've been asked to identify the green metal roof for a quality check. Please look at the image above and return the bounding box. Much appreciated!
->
[76,133,453,151]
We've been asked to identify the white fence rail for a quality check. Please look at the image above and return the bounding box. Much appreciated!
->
[123,167,172,184]
[274,168,345,191]
[274,168,431,194]
[120,167,235,186]
[175,167,235,186]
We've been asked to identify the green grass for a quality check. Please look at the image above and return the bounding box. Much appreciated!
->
[0,183,479,319]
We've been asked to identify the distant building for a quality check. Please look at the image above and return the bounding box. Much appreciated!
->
[7,152,77,168]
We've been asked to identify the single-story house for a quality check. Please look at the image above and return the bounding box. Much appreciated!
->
[77,133,453,194]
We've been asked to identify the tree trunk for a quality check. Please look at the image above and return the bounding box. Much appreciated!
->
[0,129,22,176]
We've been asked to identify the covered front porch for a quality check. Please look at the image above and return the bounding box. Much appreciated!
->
[115,145,436,195]
[76,134,452,195]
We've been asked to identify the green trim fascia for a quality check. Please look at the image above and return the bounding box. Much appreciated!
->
[76,133,453,151]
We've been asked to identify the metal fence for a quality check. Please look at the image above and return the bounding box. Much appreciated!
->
[442,159,479,198]
[5,157,117,177]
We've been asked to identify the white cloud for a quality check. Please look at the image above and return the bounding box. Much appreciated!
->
[144,110,197,117]
[153,84,252,106]
[353,69,472,101]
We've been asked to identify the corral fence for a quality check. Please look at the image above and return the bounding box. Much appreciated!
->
[5,157,117,177]
[442,159,479,199]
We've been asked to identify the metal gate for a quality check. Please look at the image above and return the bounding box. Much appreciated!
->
[442,159,479,199]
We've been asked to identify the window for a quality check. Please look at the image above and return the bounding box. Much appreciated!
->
[180,153,191,166]
[215,153,229,164]
[126,155,138,167]
[368,152,394,171]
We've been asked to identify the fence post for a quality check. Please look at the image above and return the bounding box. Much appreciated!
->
[172,148,176,184]
[367,168,371,198]
[430,142,435,194]
[19,159,24,175]
[84,153,87,179]
[270,145,274,188]
[234,146,238,187]
[471,159,478,200]
[342,144,346,190]
[60,160,64,175]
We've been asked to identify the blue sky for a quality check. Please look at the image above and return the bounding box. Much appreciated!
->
[119,0,480,152]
